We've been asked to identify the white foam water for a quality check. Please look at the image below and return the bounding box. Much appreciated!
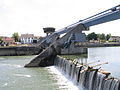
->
[46,66,83,90]
[14,74,31,78]
[2,83,8,87]
[1,64,23,68]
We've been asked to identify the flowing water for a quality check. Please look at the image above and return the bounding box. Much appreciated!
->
[61,47,120,79]
[0,56,79,90]
[0,47,120,90]
[55,47,120,90]
[88,47,120,78]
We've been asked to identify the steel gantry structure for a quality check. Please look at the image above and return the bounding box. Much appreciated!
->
[25,5,120,67]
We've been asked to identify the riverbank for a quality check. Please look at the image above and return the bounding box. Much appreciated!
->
[0,46,41,56]
[75,42,120,47]
[1,42,120,56]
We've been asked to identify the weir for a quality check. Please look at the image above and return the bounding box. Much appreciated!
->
[25,24,88,67]
[24,4,120,90]
[25,5,120,67]
[54,56,120,90]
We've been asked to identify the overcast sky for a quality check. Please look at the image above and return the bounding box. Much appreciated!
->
[0,0,120,37]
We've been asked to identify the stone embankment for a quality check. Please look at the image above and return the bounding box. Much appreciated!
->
[0,46,41,56]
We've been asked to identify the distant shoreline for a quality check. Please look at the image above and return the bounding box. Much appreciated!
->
[75,42,120,47]
[0,42,120,56]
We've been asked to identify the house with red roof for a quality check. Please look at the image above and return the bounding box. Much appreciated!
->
[0,36,15,45]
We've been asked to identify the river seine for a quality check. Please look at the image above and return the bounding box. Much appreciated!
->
[0,47,120,90]
[0,56,79,90]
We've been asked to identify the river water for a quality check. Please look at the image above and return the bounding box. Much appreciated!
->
[0,56,79,90]
[88,47,120,78]
[0,47,120,90]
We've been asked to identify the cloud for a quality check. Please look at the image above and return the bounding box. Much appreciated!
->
[0,0,120,37]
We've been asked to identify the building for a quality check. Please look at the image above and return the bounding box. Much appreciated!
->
[19,34,42,44]
[109,36,120,42]
[20,34,34,44]
[0,36,15,45]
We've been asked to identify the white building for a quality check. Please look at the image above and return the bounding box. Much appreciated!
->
[20,34,34,44]
[109,36,120,42]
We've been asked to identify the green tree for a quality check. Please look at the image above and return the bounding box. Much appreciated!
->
[0,37,3,44]
[12,32,19,42]
[106,34,111,41]
[99,33,106,40]
[87,32,98,41]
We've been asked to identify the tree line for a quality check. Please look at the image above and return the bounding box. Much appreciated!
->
[87,32,111,41]
[0,32,112,44]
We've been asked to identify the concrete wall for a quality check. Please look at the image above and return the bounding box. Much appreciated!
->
[0,46,40,56]
[74,33,86,42]
[54,56,120,90]
[61,42,88,55]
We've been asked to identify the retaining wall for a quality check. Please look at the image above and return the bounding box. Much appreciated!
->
[0,46,41,56]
